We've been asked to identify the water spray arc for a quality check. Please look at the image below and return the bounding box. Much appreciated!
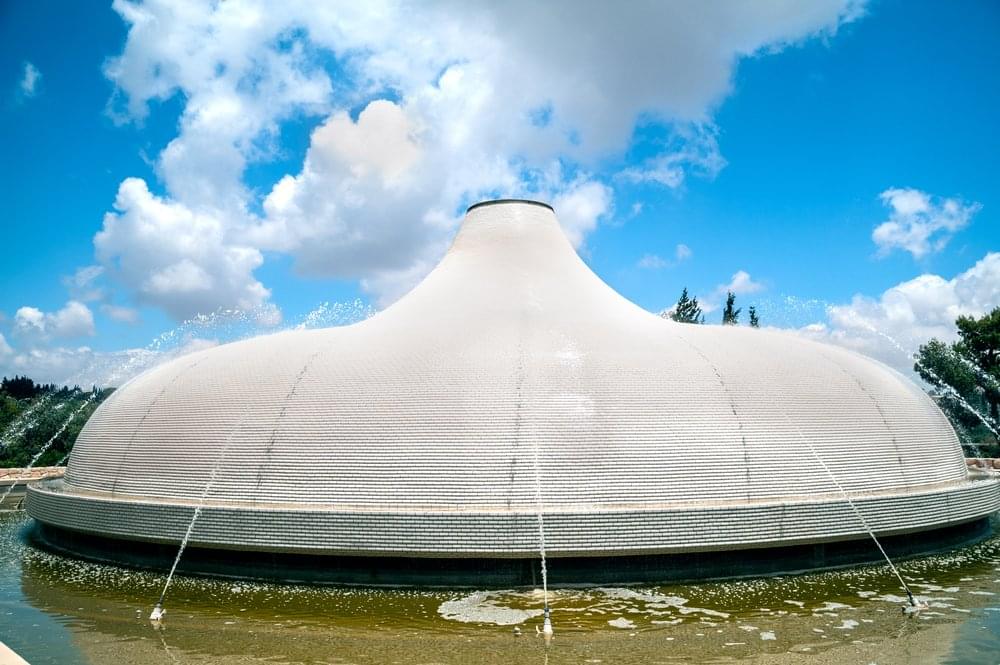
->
[915,360,1000,439]
[781,413,922,610]
[151,404,252,621]
[0,391,99,507]
[0,394,54,451]
[531,429,552,639]
[848,317,999,450]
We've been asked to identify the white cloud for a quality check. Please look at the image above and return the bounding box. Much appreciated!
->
[13,301,96,340]
[697,269,765,315]
[637,244,691,270]
[13,307,45,336]
[0,333,12,357]
[249,100,447,281]
[95,178,270,320]
[723,270,765,295]
[49,301,97,338]
[801,252,1000,372]
[638,254,668,270]
[872,188,981,259]
[101,304,141,324]
[62,265,105,302]
[97,0,863,312]
[0,343,172,388]
[551,180,613,248]
[0,332,227,388]
[0,346,98,386]
[616,124,726,188]
[19,62,41,98]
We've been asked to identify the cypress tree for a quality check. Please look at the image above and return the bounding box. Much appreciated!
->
[670,287,704,324]
[748,305,759,328]
[721,291,740,325]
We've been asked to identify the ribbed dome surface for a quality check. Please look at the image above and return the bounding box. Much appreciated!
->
[28,200,999,561]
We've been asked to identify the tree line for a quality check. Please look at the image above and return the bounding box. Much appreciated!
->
[0,377,113,468]
[914,307,999,457]
[665,288,760,327]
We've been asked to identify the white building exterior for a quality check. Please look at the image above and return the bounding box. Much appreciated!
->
[28,200,999,578]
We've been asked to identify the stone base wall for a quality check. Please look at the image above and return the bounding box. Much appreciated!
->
[29,517,994,587]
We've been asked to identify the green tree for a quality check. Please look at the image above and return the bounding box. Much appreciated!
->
[914,307,1000,457]
[955,307,1000,420]
[668,287,704,324]
[1,376,42,400]
[748,306,760,328]
[721,291,740,325]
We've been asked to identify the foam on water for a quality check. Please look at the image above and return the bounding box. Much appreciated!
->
[608,617,636,629]
[437,592,543,625]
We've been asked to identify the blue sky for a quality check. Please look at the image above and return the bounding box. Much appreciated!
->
[1,0,997,385]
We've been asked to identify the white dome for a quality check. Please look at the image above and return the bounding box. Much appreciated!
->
[28,200,999,573]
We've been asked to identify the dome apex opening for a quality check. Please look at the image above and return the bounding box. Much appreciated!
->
[465,198,553,213]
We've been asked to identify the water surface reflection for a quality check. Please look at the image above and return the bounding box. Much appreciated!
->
[3,513,999,664]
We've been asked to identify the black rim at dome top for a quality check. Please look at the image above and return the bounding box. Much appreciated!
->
[465,198,554,213]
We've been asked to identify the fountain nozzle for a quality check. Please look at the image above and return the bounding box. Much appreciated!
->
[902,591,928,615]
[535,606,554,641]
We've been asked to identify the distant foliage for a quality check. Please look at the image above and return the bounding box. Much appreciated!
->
[721,291,740,326]
[915,307,1000,457]
[668,288,704,324]
[665,288,761,328]
[1,376,59,400]
[955,308,1000,421]
[0,378,114,468]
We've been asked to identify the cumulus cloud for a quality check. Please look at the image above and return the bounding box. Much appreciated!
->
[551,180,614,248]
[801,252,1000,372]
[95,178,270,320]
[0,329,227,387]
[18,62,41,98]
[722,269,765,295]
[872,188,981,259]
[249,100,447,282]
[675,244,693,262]
[12,307,45,336]
[698,269,765,314]
[0,343,182,388]
[97,0,863,314]
[13,301,96,340]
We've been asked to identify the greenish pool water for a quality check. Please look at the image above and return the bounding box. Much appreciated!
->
[2,512,999,664]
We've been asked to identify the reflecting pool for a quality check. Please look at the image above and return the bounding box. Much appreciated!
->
[2,512,999,664]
